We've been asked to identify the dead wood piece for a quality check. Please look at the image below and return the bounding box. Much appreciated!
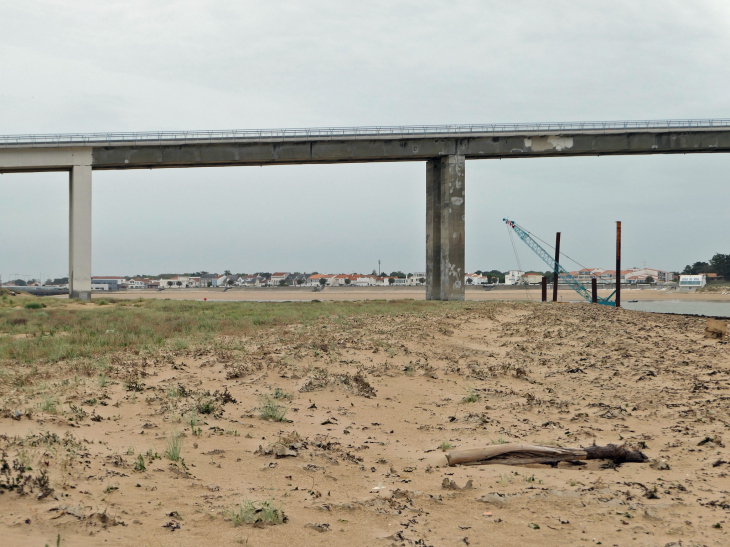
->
[584,443,647,463]
[446,444,586,467]
[447,443,646,467]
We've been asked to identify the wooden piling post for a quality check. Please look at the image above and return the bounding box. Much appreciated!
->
[541,276,547,302]
[592,277,597,303]
[616,221,621,308]
[552,232,561,302]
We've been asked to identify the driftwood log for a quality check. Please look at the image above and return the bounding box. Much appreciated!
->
[446,443,647,467]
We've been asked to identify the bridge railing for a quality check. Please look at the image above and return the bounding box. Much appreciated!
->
[2,118,730,147]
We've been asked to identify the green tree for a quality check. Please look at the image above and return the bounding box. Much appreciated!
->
[682,261,709,275]
[167,281,173,288]
[344,278,351,285]
[319,278,327,287]
[710,253,730,279]
[176,281,182,288]
[278,279,287,286]
[227,278,235,286]
[644,275,654,284]
[388,277,395,285]
[418,277,425,285]
[224,270,231,276]
[296,277,305,286]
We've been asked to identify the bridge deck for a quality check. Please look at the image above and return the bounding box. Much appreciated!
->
[2,119,730,172]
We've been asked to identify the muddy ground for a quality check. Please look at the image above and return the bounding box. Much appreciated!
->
[1,301,728,546]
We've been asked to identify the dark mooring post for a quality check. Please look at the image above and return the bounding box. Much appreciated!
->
[615,221,621,308]
[541,277,547,302]
[552,232,561,302]
[592,278,598,303]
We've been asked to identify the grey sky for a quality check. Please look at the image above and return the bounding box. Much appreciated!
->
[1,1,729,280]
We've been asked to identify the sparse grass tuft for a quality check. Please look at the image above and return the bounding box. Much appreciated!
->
[38,395,59,414]
[164,431,183,461]
[439,441,452,451]
[226,499,286,526]
[258,395,289,422]
[134,454,146,472]
[461,389,480,403]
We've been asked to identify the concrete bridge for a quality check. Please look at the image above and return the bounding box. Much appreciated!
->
[2,119,730,300]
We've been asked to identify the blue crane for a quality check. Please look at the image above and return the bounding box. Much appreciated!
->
[503,218,616,306]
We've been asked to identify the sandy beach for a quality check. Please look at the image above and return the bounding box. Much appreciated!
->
[1,294,729,546]
[97,286,730,303]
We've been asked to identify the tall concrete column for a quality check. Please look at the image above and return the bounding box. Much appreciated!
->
[426,155,465,301]
[69,164,92,300]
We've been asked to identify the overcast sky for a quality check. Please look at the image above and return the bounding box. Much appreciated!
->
[1,1,729,281]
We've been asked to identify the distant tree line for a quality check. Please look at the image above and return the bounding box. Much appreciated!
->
[682,253,730,279]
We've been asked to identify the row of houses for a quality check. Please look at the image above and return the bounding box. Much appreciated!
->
[495,267,676,286]
[90,271,430,290]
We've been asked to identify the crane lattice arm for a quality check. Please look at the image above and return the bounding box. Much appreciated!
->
[503,218,615,306]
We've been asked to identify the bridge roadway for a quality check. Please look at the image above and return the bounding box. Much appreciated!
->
[2,119,730,300]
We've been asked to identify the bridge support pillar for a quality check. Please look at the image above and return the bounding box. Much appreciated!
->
[69,165,92,301]
[426,155,465,301]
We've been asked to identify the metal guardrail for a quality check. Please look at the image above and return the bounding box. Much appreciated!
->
[1,118,730,147]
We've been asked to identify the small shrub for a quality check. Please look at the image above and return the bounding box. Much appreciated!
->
[439,441,452,451]
[98,375,109,388]
[272,388,292,400]
[134,454,146,472]
[195,397,217,415]
[226,499,286,526]
[258,395,289,422]
[165,431,183,461]
[461,389,480,403]
[24,301,44,310]
[38,396,58,414]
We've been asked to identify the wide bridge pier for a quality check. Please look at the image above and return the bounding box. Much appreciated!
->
[3,119,730,301]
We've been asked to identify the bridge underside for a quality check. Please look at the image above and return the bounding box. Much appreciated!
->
[2,126,730,300]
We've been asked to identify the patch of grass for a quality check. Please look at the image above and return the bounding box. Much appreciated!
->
[439,441,452,451]
[97,375,109,388]
[226,499,286,526]
[164,431,183,462]
[38,395,59,414]
[195,397,217,415]
[461,389,480,404]
[134,454,146,472]
[258,395,289,422]
[23,301,44,310]
[0,299,466,367]
[272,388,292,400]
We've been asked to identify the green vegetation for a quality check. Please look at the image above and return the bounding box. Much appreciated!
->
[258,394,289,422]
[0,298,464,367]
[164,431,183,461]
[461,389,480,403]
[134,454,146,472]
[24,301,44,310]
[439,441,452,451]
[226,499,286,526]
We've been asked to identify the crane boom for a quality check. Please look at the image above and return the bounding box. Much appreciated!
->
[503,218,616,306]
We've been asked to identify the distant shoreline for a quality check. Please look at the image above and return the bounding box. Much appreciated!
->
[78,286,730,303]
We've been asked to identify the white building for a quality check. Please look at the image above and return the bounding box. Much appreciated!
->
[679,274,706,288]
[504,270,525,285]
[270,272,290,286]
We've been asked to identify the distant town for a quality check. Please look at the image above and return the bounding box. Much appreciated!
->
[3,263,724,292]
